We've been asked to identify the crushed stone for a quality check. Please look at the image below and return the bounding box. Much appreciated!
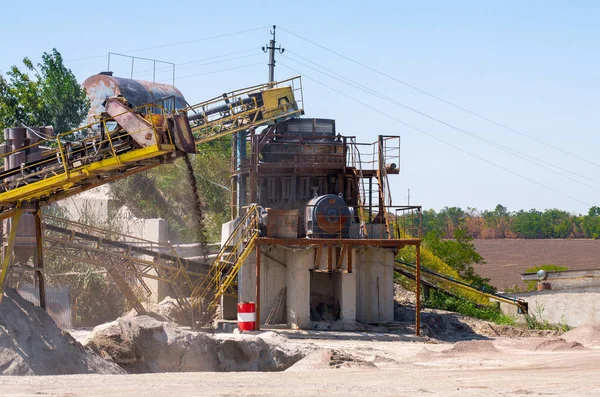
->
[86,316,311,373]
[286,349,377,371]
[0,288,124,375]
[562,324,600,347]
[443,340,498,354]
[534,338,587,351]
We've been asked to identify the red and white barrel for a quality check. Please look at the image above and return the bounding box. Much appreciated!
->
[237,302,256,331]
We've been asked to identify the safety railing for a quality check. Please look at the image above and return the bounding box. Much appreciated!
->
[263,203,422,242]
[254,135,345,170]
[393,206,423,238]
[181,76,304,145]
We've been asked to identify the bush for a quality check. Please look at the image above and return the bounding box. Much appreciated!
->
[424,290,516,326]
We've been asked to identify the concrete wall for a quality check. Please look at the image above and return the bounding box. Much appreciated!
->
[354,247,395,324]
[500,287,600,327]
[237,244,393,329]
[238,246,288,324]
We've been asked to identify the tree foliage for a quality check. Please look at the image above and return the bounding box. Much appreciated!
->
[423,229,492,290]
[109,138,231,243]
[0,48,89,135]
[419,204,600,239]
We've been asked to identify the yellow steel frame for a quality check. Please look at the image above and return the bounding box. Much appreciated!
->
[0,103,177,209]
[190,205,260,314]
[184,76,304,145]
[0,208,22,302]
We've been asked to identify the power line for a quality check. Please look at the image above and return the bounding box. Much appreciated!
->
[278,62,592,207]
[65,26,269,63]
[279,26,600,170]
[282,52,600,192]
[132,48,259,76]
[134,53,263,79]
[176,62,262,80]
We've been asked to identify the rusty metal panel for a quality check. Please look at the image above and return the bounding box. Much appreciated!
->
[104,97,157,147]
[170,113,197,154]
[266,209,299,238]
[17,284,72,329]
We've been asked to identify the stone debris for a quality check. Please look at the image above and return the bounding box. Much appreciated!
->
[534,338,586,351]
[444,340,498,354]
[86,315,309,373]
[562,324,600,348]
[0,288,125,375]
[286,349,378,371]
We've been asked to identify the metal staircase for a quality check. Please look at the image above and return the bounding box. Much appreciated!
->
[190,205,260,324]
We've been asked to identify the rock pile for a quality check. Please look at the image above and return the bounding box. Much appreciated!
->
[0,288,124,375]
[86,315,309,373]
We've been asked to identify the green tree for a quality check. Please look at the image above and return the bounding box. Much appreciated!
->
[109,138,231,243]
[423,228,492,290]
[582,206,600,239]
[541,209,573,238]
[0,48,89,135]
[512,209,544,238]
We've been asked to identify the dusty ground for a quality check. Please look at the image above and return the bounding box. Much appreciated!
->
[3,285,600,395]
[473,238,600,289]
[1,331,599,396]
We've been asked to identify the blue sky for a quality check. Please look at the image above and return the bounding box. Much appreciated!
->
[1,1,599,214]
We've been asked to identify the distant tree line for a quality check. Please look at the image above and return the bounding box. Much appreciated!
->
[419,205,600,239]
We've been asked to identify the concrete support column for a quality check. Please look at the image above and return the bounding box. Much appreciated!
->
[285,248,311,329]
[334,271,356,322]
[355,247,395,324]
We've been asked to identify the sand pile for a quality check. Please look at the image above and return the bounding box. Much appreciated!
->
[86,315,309,373]
[0,288,124,375]
[286,349,377,371]
[534,338,586,351]
[444,340,498,354]
[562,324,600,347]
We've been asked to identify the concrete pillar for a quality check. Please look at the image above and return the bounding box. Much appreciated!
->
[334,271,356,322]
[238,248,256,303]
[137,218,170,302]
[355,247,395,324]
[285,248,311,329]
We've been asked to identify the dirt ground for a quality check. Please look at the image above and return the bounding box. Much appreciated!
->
[473,238,600,289]
[2,330,600,396]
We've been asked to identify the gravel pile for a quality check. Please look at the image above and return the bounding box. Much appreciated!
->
[0,288,124,375]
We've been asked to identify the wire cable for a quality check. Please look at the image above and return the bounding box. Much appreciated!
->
[279,62,592,207]
[132,48,258,76]
[175,62,263,80]
[279,26,600,170]
[66,26,269,63]
[134,53,263,79]
[282,52,600,192]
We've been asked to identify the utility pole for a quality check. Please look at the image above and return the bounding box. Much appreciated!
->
[262,25,284,83]
[407,188,411,206]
